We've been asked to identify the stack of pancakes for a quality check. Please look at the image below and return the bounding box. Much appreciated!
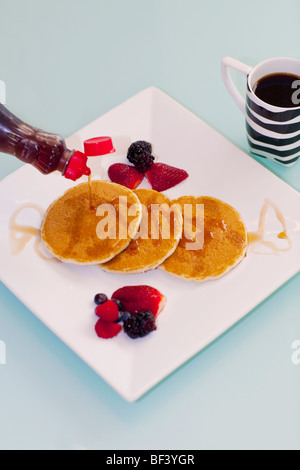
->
[41,181,248,281]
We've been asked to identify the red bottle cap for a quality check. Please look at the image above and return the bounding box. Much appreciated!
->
[64,151,91,181]
[84,136,115,156]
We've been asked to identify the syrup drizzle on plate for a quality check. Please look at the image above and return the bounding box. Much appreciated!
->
[9,199,292,262]
[247,199,292,255]
[9,203,57,262]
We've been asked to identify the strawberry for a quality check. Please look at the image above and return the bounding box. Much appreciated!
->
[95,300,119,323]
[112,285,166,318]
[108,163,144,189]
[146,163,189,192]
[95,319,122,339]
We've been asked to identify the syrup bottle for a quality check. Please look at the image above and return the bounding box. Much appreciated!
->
[0,103,115,181]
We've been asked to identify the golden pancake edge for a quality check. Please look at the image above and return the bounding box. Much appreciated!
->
[41,181,142,265]
[101,189,183,274]
[160,196,248,282]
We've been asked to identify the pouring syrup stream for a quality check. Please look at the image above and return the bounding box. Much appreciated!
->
[88,173,96,212]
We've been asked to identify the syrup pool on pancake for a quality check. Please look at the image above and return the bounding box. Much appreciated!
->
[41,181,142,265]
[160,196,248,282]
[101,189,183,274]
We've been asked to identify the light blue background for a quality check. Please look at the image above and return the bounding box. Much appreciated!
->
[0,0,299,450]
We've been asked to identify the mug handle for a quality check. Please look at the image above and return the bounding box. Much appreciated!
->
[221,57,252,115]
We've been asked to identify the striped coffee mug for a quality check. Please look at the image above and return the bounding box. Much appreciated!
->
[221,57,300,167]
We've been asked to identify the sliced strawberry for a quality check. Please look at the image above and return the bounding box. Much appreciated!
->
[146,163,189,192]
[108,163,144,189]
[95,319,122,339]
[112,285,166,318]
[95,300,119,322]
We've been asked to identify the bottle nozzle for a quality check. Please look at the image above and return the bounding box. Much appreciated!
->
[64,151,91,181]
[64,136,115,181]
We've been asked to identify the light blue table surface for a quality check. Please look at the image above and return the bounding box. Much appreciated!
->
[0,0,299,450]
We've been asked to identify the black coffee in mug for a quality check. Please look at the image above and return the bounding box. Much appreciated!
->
[253,73,300,108]
[222,56,300,166]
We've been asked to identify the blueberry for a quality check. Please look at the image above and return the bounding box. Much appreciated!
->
[120,311,131,323]
[114,311,131,324]
[94,293,108,306]
[114,312,131,323]
[112,299,124,311]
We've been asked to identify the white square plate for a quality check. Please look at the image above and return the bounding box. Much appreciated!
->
[0,87,299,402]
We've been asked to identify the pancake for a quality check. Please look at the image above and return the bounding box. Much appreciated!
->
[160,196,248,282]
[41,181,142,265]
[101,189,183,274]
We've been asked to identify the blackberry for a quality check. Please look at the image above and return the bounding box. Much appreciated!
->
[127,141,155,174]
[123,310,157,339]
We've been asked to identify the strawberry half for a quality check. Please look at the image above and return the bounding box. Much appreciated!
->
[95,300,119,323]
[108,163,144,190]
[95,319,122,339]
[146,163,189,192]
[112,285,166,318]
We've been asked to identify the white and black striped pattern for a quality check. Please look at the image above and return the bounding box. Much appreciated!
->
[246,83,300,167]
